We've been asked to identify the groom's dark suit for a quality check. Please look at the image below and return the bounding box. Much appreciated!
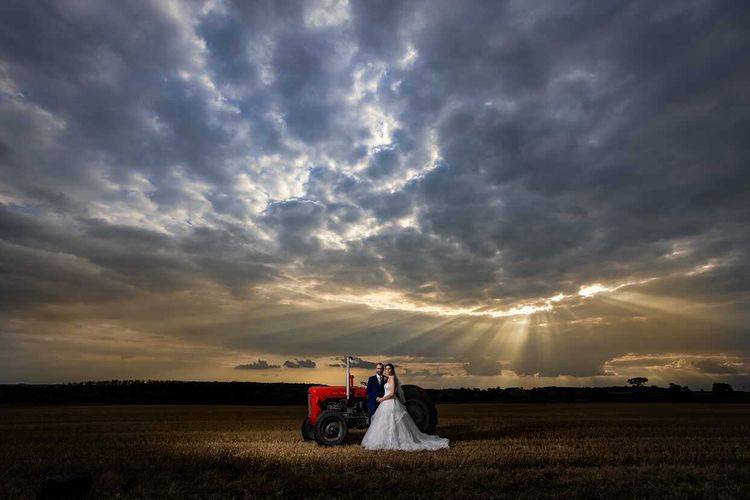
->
[366,373,386,416]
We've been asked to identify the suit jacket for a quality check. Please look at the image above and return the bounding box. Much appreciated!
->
[366,374,385,415]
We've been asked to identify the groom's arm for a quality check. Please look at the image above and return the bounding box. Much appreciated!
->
[378,382,396,401]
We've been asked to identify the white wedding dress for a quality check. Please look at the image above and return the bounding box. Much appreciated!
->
[361,379,449,451]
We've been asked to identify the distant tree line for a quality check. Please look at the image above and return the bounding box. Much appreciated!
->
[0,380,312,406]
[425,382,745,404]
[0,379,747,405]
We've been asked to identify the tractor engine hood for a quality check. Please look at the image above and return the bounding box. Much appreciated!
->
[307,385,367,399]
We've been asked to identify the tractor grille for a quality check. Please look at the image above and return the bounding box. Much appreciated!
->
[325,400,346,411]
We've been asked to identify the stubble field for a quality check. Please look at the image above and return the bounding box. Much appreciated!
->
[1,403,748,499]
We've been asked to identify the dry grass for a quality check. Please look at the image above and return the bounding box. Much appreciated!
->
[1,403,748,498]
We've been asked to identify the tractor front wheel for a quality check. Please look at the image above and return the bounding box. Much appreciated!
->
[314,410,348,446]
[301,418,314,441]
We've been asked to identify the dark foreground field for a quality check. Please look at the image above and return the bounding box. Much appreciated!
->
[1,404,748,499]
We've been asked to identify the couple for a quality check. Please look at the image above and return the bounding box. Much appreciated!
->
[361,362,449,451]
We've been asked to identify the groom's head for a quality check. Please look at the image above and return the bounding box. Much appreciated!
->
[375,363,384,376]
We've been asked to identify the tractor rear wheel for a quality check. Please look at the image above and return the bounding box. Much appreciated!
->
[301,418,314,441]
[404,399,433,434]
[314,410,348,446]
[402,385,438,434]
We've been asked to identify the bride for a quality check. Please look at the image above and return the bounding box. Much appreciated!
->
[361,363,449,451]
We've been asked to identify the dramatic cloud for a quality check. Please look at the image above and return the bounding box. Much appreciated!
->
[235,360,280,370]
[1,0,748,388]
[605,354,749,377]
[283,359,316,369]
[328,356,379,370]
[464,356,503,377]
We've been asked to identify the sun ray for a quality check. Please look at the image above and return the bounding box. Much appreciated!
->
[234,306,399,353]
[593,292,723,329]
[377,314,466,356]
[558,304,579,320]
[461,319,508,361]
[601,291,742,328]
[437,317,498,360]
[384,316,478,358]
[489,315,532,368]
[329,311,440,353]
[534,310,561,377]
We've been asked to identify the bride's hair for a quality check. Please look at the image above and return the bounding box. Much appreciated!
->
[385,364,397,385]
[384,363,405,401]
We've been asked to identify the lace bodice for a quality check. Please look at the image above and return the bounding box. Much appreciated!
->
[383,380,400,401]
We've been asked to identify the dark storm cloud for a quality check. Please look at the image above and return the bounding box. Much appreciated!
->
[687,359,739,375]
[271,30,349,144]
[283,359,316,369]
[364,147,401,179]
[1,0,749,384]
[381,0,750,306]
[363,227,501,304]
[464,357,503,377]
[329,356,378,369]
[0,0,244,197]
[0,238,136,312]
[235,359,280,370]
[605,354,748,376]
[260,199,327,256]
[349,0,410,61]
[0,202,278,306]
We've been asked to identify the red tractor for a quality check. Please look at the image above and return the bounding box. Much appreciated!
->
[301,356,438,445]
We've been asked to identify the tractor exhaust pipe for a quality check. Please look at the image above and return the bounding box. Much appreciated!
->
[345,355,352,400]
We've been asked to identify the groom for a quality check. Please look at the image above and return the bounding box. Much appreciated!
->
[366,362,386,417]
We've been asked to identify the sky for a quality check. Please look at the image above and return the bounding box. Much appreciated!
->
[0,0,749,389]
